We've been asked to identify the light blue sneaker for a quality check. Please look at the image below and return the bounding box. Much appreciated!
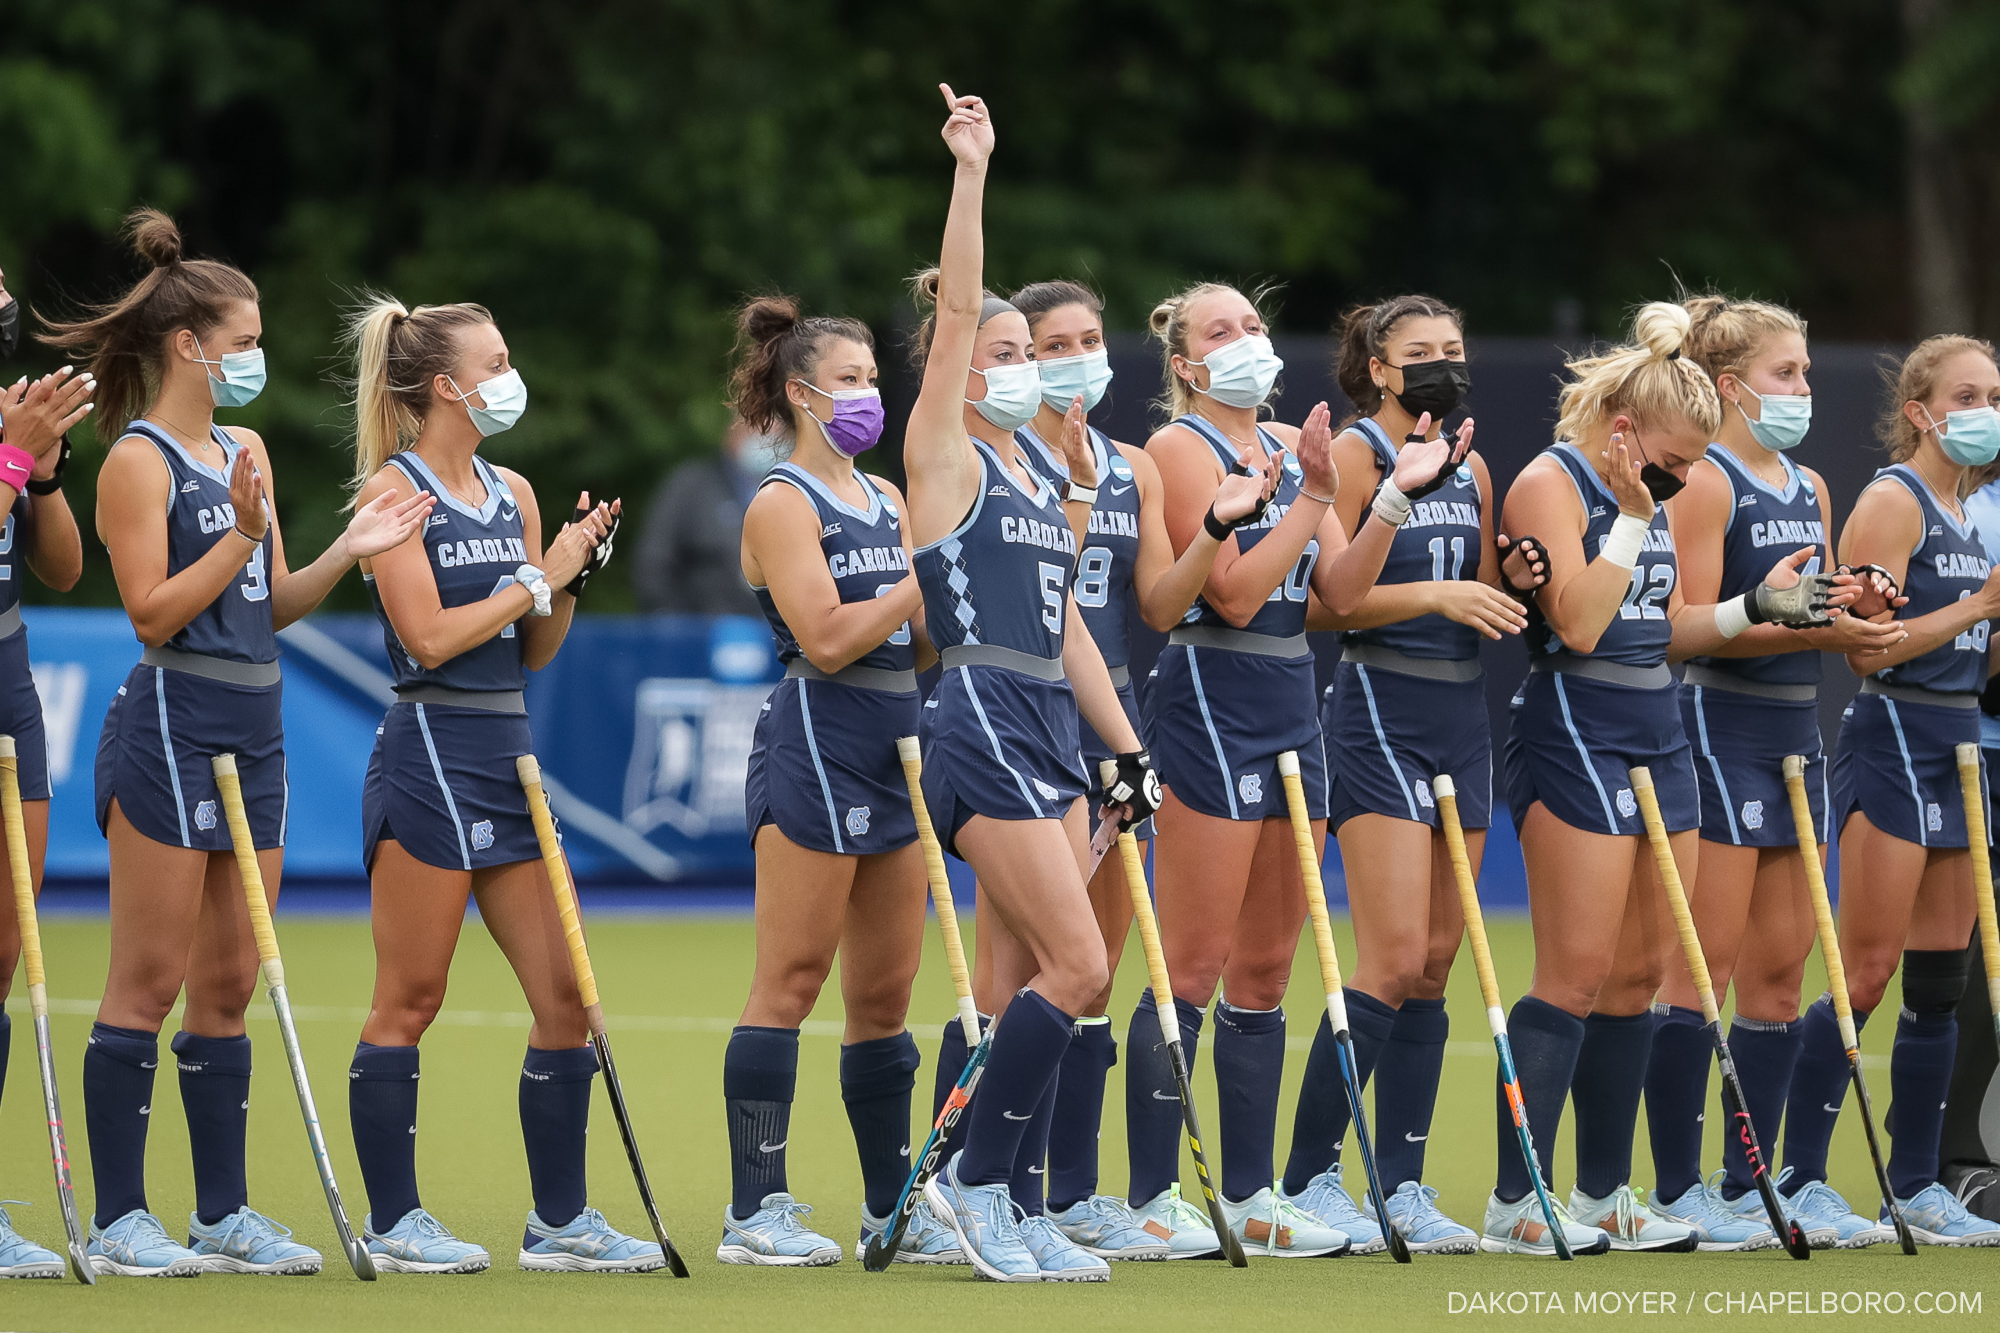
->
[1220,1185,1350,1257]
[87,1209,203,1277]
[187,1207,323,1275]
[1019,1214,1109,1281]
[1370,1181,1478,1255]
[520,1207,665,1272]
[1046,1194,1170,1260]
[1895,1182,2000,1247]
[1775,1170,1891,1249]
[857,1198,967,1264]
[716,1192,840,1266]
[1651,1178,1776,1252]
[0,1203,64,1279]
[1715,1170,1836,1249]
[922,1153,1041,1282]
[1283,1166,1385,1255]
[1479,1191,1610,1257]
[364,1207,492,1274]
[1127,1185,1222,1259]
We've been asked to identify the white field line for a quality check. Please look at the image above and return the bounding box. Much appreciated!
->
[3,996,1889,1066]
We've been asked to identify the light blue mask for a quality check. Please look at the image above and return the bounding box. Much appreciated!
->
[968,361,1042,431]
[1037,349,1113,413]
[194,337,266,408]
[450,368,528,437]
[1734,382,1812,451]
[1929,405,2000,467]
[1190,334,1282,410]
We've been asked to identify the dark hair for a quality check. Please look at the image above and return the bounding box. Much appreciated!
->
[39,208,260,437]
[1334,295,1464,422]
[906,267,1010,371]
[344,294,497,493]
[1009,280,1102,335]
[727,295,874,437]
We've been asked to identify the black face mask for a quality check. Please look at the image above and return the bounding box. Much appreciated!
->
[0,299,18,360]
[1630,429,1686,502]
[1390,357,1470,421]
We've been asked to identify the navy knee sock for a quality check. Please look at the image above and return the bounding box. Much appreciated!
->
[1048,1017,1115,1212]
[958,990,1073,1187]
[1009,1071,1058,1215]
[520,1044,596,1234]
[1781,996,1866,1193]
[1571,1010,1654,1199]
[1888,1013,1959,1199]
[930,1012,988,1168]
[1720,1016,1801,1201]
[1281,990,1394,1197]
[1213,999,1286,1204]
[172,1031,252,1225]
[840,1031,921,1219]
[1644,1004,1711,1202]
[724,1025,798,1220]
[1374,996,1449,1189]
[1494,998,1584,1203]
[348,1043,422,1230]
[84,1022,158,1228]
[1126,992,1204,1205]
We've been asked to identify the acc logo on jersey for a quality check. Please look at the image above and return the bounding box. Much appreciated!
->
[470,820,495,851]
[1238,773,1264,805]
[1415,779,1435,810]
[1616,788,1638,819]
[845,806,871,837]
[194,800,218,831]
[1741,800,1764,831]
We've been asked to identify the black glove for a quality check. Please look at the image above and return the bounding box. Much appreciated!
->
[1400,431,1465,501]
[1099,751,1164,832]
[1835,562,1902,619]
[565,501,621,597]
[1497,532,1549,599]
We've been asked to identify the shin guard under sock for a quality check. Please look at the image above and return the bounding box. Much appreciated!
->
[348,1042,422,1230]
[1720,1016,1801,1201]
[85,1022,158,1228]
[840,1031,921,1219]
[957,990,1073,1187]
[172,1031,252,1225]
[1281,990,1393,1197]
[1373,996,1449,1189]
[1494,998,1583,1203]
[723,1025,798,1220]
[1048,1017,1115,1212]
[1126,992,1204,1206]
[1213,999,1286,1204]
[1571,1010,1654,1199]
[1781,996,1866,1193]
[1644,1004,1711,1203]
[520,1044,597,1234]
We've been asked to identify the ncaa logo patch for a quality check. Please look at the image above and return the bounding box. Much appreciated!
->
[1741,800,1764,831]
[1415,779,1435,810]
[471,820,495,851]
[1238,773,1264,805]
[1927,803,1943,833]
[1110,455,1134,482]
[1032,778,1061,802]
[1615,788,1637,819]
[845,806,871,837]
[194,800,218,831]
[1282,454,1302,479]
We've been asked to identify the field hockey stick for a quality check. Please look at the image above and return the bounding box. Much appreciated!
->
[1,736,91,1284]
[1629,765,1810,1259]
[517,754,690,1278]
[1433,773,1569,1259]
[1101,773,1245,1266]
[210,755,375,1280]
[1783,755,1914,1255]
[1277,750,1411,1262]
[866,737,995,1270]
[1954,745,2000,1054]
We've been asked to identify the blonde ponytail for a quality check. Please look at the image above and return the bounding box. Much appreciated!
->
[1554,301,1719,444]
[339,292,495,502]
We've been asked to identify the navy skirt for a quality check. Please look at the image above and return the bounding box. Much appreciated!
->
[94,662,286,850]
[1324,660,1492,832]
[362,701,542,872]
[746,676,920,855]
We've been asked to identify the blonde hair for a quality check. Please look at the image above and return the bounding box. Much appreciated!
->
[1679,293,1807,388]
[1147,281,1271,420]
[1554,302,1720,444]
[342,294,495,495]
[1877,334,2000,464]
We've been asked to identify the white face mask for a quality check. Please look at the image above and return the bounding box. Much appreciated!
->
[1187,333,1282,410]
[448,368,527,437]
[1037,348,1114,413]
[967,361,1043,431]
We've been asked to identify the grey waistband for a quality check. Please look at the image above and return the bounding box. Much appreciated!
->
[1340,642,1482,684]
[395,685,527,713]
[784,659,918,694]
[940,644,1066,683]
[1168,626,1312,660]
[1681,663,1818,703]
[1106,664,1131,690]
[1860,677,1979,710]
[1530,653,1674,691]
[0,604,19,640]
[142,645,282,687]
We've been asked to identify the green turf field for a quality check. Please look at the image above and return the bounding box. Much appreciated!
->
[3,909,1991,1331]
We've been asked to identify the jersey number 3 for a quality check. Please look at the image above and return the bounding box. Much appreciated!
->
[239,545,270,602]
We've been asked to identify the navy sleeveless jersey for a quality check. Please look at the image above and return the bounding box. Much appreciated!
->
[1871,464,1990,694]
[123,420,277,664]
[1016,424,1140,669]
[1686,446,1826,687]
[369,451,528,692]
[752,462,914,674]
[1526,443,1676,670]
[0,491,25,615]
[1173,415,1317,639]
[914,439,1075,660]
[1339,417,1483,662]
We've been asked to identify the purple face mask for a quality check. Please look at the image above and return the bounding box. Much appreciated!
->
[795,381,884,457]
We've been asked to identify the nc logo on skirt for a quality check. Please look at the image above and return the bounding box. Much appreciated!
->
[470,819,495,851]
[845,806,871,837]
[1238,773,1263,805]
[1415,779,1435,809]
[194,800,218,831]
[1615,788,1637,818]
[1033,778,1061,802]
[1741,800,1764,831]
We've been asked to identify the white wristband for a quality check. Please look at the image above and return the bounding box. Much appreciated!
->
[1714,593,1754,640]
[1600,513,1649,571]
[515,563,554,617]
[1371,475,1412,527]
[1065,482,1098,506]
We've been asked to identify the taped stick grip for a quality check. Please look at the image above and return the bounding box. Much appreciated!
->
[896,736,979,1046]
[1434,774,1507,1038]
[1,736,46,1003]
[1953,744,2000,1025]
[212,754,284,990]
[517,753,604,1027]
[1117,830,1182,1047]
[1782,755,1861,1049]
[1277,750,1348,1032]
[1630,766,1718,1024]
